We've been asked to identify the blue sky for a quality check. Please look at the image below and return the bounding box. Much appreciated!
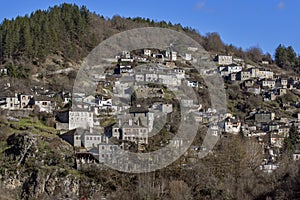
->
[0,0,299,56]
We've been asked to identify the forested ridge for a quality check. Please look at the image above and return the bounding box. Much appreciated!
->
[1,3,300,73]
[0,4,299,67]
[0,3,203,66]
[0,4,91,63]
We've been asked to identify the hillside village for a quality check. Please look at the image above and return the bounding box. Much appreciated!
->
[1,45,300,173]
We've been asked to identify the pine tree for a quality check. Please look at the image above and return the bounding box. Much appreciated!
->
[284,123,299,153]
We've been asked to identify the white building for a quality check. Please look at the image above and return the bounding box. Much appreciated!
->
[280,79,288,88]
[0,67,7,75]
[81,132,108,149]
[251,68,274,79]
[170,51,177,61]
[173,68,185,79]
[121,51,131,59]
[69,111,94,130]
[34,96,53,113]
[224,118,241,134]
[92,143,120,163]
[19,94,33,109]
[0,93,19,110]
[135,74,145,82]
[228,65,242,73]
[160,104,173,114]
[145,73,159,82]
[144,49,151,56]
[187,81,198,88]
[262,79,276,88]
[158,74,179,86]
[185,53,192,61]
[122,123,149,144]
[96,97,112,108]
[217,55,232,65]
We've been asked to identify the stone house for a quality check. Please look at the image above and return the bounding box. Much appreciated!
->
[69,110,94,130]
[236,70,251,81]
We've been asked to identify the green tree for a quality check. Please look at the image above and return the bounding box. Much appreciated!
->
[284,123,299,153]
[275,44,297,68]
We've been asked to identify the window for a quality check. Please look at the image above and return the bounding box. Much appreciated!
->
[42,102,47,105]
[86,137,89,140]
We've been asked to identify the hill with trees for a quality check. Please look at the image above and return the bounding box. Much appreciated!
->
[1,3,297,72]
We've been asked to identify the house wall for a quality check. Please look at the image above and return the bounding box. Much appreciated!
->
[69,111,94,130]
[82,134,106,148]
[255,113,273,123]
[293,153,300,161]
[35,100,52,112]
[112,127,120,138]
[97,144,119,163]
[122,127,148,144]
[19,95,33,109]
[218,55,232,65]
[224,121,241,134]
[145,74,158,82]
[144,49,151,56]
[237,71,251,80]
[161,104,173,113]
[0,96,19,110]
